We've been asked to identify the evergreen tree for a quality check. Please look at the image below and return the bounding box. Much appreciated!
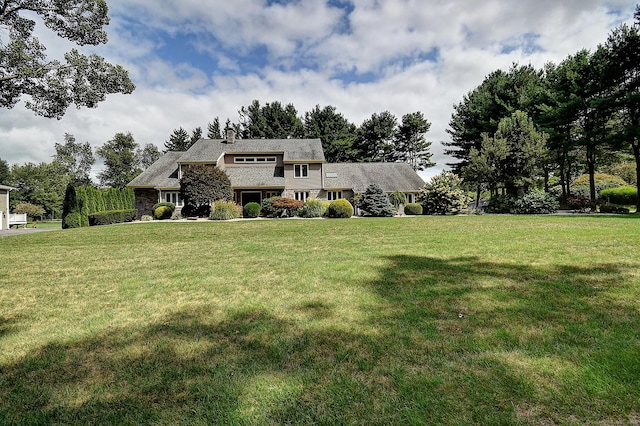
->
[164,127,190,152]
[354,111,397,162]
[395,112,435,171]
[207,117,223,139]
[303,105,358,163]
[359,184,395,217]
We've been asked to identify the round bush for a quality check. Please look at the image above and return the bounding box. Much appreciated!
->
[328,199,354,218]
[210,200,241,220]
[152,202,175,219]
[154,205,172,220]
[243,202,261,218]
[404,203,423,215]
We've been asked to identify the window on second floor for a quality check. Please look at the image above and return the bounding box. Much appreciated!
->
[294,164,309,178]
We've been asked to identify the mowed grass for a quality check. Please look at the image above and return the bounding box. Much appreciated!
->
[1,216,639,425]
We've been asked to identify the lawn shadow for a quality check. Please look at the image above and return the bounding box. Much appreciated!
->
[1,256,639,425]
[369,255,640,423]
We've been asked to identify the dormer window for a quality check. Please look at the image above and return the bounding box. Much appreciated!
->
[234,156,276,163]
[294,164,309,178]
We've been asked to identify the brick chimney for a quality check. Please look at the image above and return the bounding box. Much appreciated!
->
[226,128,236,144]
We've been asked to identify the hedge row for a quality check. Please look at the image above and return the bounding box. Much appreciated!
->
[63,184,137,228]
[89,209,137,226]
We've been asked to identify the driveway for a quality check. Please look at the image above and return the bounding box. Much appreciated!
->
[0,228,60,237]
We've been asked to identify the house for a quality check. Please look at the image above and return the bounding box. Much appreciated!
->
[127,130,425,217]
[1,184,15,230]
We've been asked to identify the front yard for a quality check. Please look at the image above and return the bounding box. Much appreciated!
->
[1,216,639,424]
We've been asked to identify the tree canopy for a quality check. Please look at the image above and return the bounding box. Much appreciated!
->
[0,0,135,118]
[96,132,141,189]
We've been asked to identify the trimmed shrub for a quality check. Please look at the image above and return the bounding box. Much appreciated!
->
[88,209,137,226]
[404,203,423,215]
[328,199,354,218]
[261,197,303,217]
[599,204,630,214]
[513,190,559,214]
[301,197,327,218]
[272,197,303,217]
[210,200,241,220]
[360,184,395,217]
[152,202,176,219]
[600,186,637,205]
[153,205,172,220]
[63,212,82,229]
[419,171,469,215]
[243,202,261,218]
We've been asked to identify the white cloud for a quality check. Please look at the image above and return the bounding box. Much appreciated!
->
[1,0,638,185]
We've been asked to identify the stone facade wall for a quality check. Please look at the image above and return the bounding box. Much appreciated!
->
[134,188,158,220]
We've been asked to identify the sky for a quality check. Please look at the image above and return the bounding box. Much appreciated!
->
[1,0,638,181]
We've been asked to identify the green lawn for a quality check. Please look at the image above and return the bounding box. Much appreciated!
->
[1,216,639,425]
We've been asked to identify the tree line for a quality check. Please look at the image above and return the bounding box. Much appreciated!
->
[446,5,640,211]
[164,100,435,171]
[0,133,160,218]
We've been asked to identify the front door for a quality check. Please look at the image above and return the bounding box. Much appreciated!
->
[241,191,262,207]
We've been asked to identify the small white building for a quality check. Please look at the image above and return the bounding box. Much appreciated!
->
[0,184,15,230]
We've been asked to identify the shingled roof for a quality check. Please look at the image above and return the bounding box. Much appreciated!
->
[226,167,285,188]
[179,138,325,163]
[323,163,425,193]
[128,152,182,189]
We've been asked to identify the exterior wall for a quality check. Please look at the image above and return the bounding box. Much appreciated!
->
[0,189,8,230]
[134,188,158,220]
[284,163,323,191]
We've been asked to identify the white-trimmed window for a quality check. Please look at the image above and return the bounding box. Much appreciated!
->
[234,156,277,163]
[294,191,310,202]
[406,193,415,204]
[327,191,342,201]
[164,192,184,207]
[294,164,309,178]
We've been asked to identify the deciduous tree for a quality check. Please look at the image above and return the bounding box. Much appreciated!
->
[179,165,232,212]
[0,0,135,118]
[54,133,95,186]
[96,132,141,188]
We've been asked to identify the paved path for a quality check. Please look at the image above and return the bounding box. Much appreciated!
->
[0,228,60,237]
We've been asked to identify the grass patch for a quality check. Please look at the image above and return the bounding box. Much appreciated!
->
[1,216,639,424]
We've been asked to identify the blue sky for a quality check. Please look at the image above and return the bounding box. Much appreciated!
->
[0,0,637,181]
